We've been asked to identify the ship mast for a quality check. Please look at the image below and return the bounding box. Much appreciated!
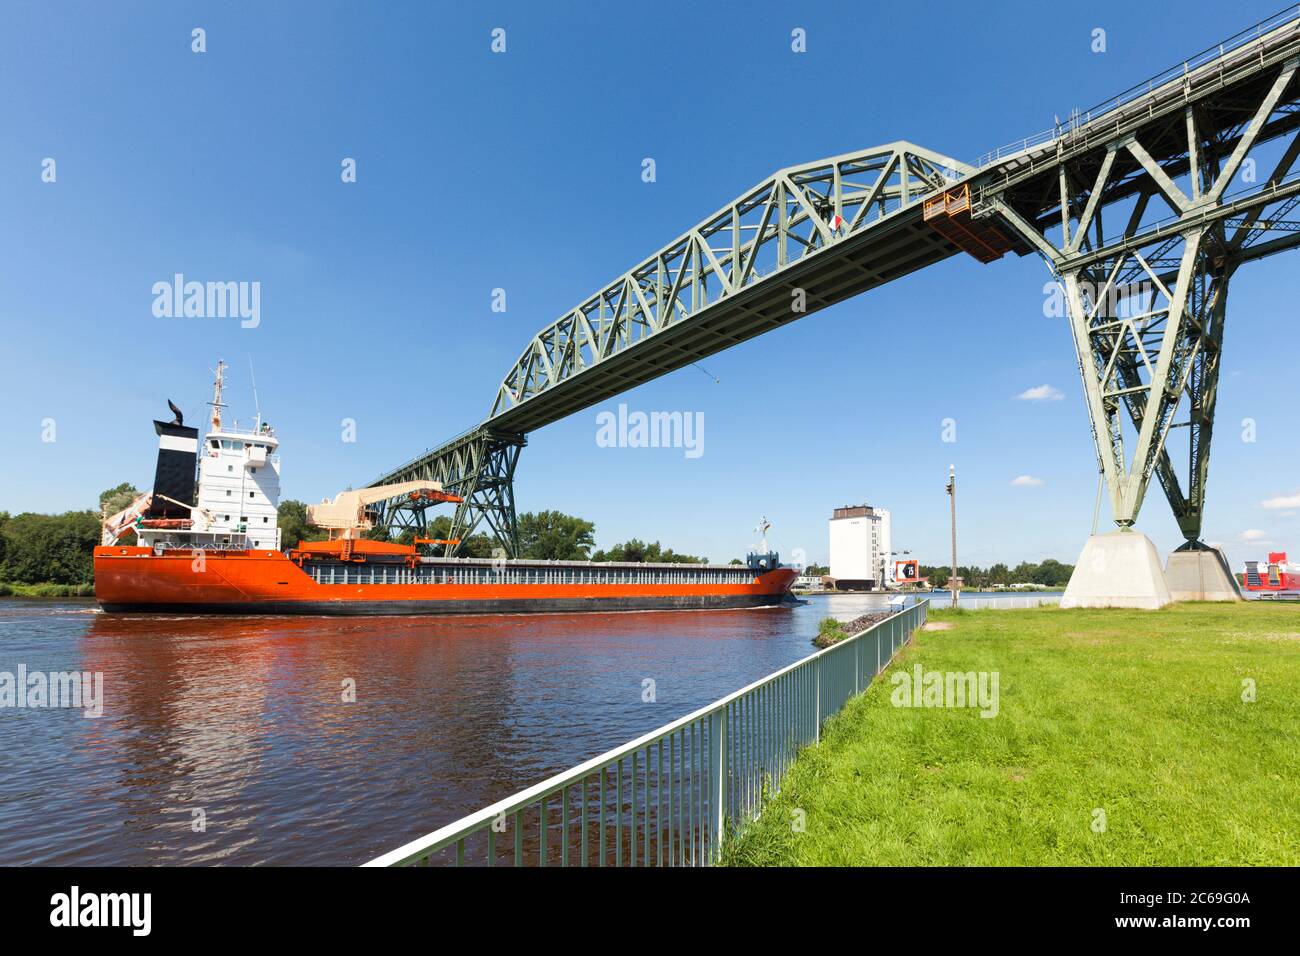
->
[209,360,228,432]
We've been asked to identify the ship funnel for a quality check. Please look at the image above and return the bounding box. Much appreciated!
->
[146,418,199,518]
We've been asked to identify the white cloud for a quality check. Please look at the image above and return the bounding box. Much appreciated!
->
[1240,529,1269,541]
[1016,384,1064,402]
[1261,491,1300,510]
[1011,475,1044,487]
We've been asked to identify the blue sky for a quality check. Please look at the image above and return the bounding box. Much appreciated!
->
[1,0,1296,570]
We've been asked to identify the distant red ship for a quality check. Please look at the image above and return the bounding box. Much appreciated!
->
[1241,551,1300,594]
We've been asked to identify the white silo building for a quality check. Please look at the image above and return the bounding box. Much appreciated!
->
[828,504,892,590]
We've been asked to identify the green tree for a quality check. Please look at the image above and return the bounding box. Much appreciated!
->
[1033,559,1073,587]
[593,538,707,563]
[920,565,949,587]
[99,482,140,516]
[409,515,496,558]
[0,511,100,584]
[1010,561,1037,585]
[421,515,455,556]
[460,535,497,558]
[517,511,595,560]
[277,500,327,549]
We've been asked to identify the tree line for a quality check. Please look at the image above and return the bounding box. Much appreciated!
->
[918,560,1075,589]
[0,484,141,587]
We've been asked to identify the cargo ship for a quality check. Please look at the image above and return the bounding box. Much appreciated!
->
[93,363,796,615]
[1241,551,1300,596]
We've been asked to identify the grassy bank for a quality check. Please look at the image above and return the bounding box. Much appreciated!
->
[0,582,94,597]
[724,604,1300,866]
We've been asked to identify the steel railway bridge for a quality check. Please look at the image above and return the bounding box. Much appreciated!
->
[371,6,1300,565]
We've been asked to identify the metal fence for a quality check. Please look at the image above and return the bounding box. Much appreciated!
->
[960,596,1061,610]
[364,600,928,867]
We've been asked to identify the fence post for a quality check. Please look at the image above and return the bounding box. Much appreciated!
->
[814,656,822,744]
[855,638,861,695]
[708,708,725,864]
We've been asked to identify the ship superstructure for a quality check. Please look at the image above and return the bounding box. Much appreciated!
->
[103,361,283,552]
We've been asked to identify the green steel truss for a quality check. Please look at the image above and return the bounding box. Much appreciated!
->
[373,428,525,555]
[373,143,971,553]
[369,9,1300,555]
[978,33,1300,543]
[487,142,970,434]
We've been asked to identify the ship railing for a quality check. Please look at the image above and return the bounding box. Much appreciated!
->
[364,600,928,867]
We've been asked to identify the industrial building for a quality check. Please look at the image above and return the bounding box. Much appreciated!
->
[828,504,892,590]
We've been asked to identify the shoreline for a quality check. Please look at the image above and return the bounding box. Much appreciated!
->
[0,583,94,598]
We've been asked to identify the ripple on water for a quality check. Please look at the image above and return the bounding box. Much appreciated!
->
[0,593,908,864]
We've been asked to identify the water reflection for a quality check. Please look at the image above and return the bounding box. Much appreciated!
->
[0,594,941,864]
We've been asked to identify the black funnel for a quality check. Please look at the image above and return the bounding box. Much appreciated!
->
[146,420,199,518]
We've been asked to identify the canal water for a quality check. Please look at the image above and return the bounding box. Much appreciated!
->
[0,592,1045,866]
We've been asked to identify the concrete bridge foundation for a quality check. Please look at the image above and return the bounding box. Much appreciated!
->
[1061,531,1172,610]
[1165,546,1244,602]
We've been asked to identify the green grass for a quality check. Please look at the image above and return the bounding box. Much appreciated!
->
[0,582,94,597]
[723,603,1300,866]
[813,617,849,648]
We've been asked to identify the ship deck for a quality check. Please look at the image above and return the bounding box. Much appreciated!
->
[303,557,763,588]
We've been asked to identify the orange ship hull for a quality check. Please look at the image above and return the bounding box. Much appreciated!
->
[93,546,798,616]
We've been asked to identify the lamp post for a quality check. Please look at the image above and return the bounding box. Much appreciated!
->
[945,465,958,608]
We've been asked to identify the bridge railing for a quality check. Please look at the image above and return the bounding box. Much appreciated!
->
[364,600,928,867]
[975,3,1300,168]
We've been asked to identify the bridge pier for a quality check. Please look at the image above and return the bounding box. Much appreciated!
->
[972,49,1300,606]
[1060,530,1172,610]
[1165,542,1243,603]
[446,431,525,557]
[370,427,526,557]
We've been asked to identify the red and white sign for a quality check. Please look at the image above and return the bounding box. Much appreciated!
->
[895,559,921,583]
